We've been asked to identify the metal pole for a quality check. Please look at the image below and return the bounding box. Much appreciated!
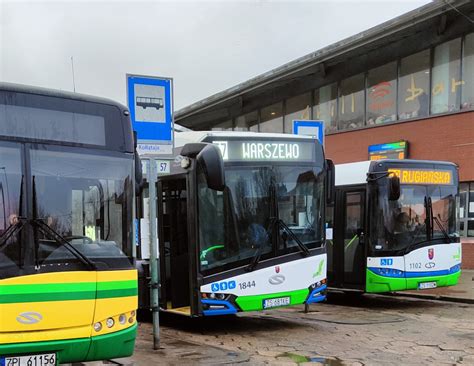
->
[70,56,76,92]
[148,158,160,349]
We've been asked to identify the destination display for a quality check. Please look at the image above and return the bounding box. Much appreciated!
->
[211,140,315,162]
[388,168,453,185]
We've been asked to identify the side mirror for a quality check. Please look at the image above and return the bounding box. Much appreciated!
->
[197,144,225,191]
[326,159,335,205]
[388,175,400,201]
[181,143,226,192]
[134,152,144,195]
[133,131,138,149]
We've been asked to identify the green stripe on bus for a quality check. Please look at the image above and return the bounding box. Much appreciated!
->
[1,280,136,294]
[365,268,461,293]
[96,288,138,299]
[0,280,137,304]
[0,282,96,295]
[0,324,137,363]
[97,280,137,291]
[0,291,97,304]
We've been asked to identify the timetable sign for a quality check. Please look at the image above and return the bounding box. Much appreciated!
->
[369,141,408,161]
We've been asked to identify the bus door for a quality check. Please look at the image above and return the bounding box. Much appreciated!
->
[158,178,192,313]
[334,188,366,288]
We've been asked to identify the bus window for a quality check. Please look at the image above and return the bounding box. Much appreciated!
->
[0,143,23,277]
[344,192,363,273]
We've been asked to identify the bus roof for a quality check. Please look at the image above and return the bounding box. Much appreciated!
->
[0,82,129,112]
[335,161,372,186]
[335,159,458,187]
[174,131,319,148]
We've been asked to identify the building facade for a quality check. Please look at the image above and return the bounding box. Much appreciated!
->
[175,1,474,264]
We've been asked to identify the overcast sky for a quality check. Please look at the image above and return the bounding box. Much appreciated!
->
[1,0,430,110]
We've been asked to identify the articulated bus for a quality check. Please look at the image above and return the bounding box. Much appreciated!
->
[0,83,140,364]
[327,159,461,293]
[137,131,333,316]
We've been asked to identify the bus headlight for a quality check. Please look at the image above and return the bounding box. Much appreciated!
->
[202,292,229,300]
[94,322,102,332]
[119,314,127,324]
[106,318,115,328]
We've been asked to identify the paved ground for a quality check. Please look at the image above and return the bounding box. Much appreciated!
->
[79,273,473,365]
[126,293,474,365]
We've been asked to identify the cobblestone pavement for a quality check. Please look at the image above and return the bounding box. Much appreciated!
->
[130,294,474,365]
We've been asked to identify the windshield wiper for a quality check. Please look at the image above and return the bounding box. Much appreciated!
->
[273,218,310,256]
[246,179,276,272]
[0,175,24,252]
[246,180,311,272]
[31,218,96,270]
[246,243,265,272]
[31,175,96,270]
[432,215,453,243]
[426,195,452,243]
[0,219,26,250]
[431,210,453,243]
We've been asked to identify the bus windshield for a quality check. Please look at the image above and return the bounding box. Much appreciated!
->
[371,182,458,252]
[31,148,134,270]
[198,164,324,273]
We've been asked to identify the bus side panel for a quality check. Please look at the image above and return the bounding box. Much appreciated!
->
[404,243,461,290]
[200,253,327,314]
[366,256,406,292]
[365,242,461,292]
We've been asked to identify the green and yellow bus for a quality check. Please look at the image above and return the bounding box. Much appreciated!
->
[0,83,140,364]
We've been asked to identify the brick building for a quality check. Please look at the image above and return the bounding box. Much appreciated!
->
[175,0,474,267]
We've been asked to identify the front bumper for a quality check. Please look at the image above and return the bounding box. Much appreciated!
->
[0,324,137,363]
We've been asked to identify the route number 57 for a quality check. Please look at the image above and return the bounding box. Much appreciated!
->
[156,160,170,174]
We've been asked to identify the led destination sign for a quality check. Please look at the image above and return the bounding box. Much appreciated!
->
[388,168,453,185]
[212,140,315,162]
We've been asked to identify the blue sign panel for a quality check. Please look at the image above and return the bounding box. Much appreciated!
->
[293,120,324,145]
[126,74,173,144]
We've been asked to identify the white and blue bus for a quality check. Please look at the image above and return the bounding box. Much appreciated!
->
[327,159,461,293]
[137,131,334,316]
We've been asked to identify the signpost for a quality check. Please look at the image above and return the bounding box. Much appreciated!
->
[127,74,174,154]
[127,74,174,350]
[293,120,325,145]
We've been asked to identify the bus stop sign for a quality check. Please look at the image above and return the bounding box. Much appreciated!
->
[293,120,324,146]
[126,74,173,155]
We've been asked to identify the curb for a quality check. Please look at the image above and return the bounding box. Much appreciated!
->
[389,292,474,305]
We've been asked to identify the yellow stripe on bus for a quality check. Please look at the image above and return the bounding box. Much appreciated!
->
[0,269,137,286]
[0,271,97,285]
[97,269,137,282]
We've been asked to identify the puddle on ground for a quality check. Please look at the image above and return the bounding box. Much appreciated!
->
[280,352,345,365]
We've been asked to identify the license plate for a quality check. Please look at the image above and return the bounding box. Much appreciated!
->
[419,281,437,290]
[2,353,56,366]
[263,296,290,309]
